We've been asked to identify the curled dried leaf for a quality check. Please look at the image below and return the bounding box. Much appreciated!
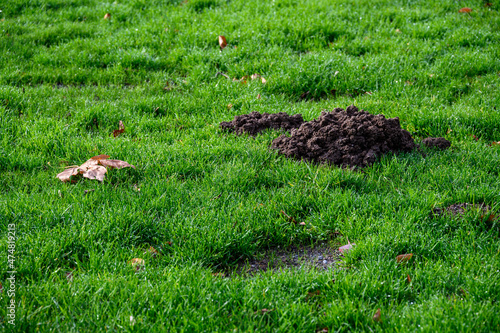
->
[458,7,472,13]
[91,155,110,161]
[82,165,107,182]
[129,258,145,271]
[219,35,227,50]
[104,13,111,19]
[373,308,381,322]
[56,167,80,182]
[396,253,413,263]
[113,120,125,137]
[98,159,135,169]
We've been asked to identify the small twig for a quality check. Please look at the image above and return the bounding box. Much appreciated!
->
[216,72,230,79]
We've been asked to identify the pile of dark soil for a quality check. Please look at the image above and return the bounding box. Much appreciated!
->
[422,137,451,150]
[431,203,492,217]
[220,111,304,136]
[271,105,417,168]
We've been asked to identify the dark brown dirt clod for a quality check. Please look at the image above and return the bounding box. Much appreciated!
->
[271,105,417,168]
[220,111,304,136]
[422,137,451,150]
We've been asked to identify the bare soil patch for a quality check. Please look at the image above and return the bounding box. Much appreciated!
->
[431,203,492,217]
[233,243,341,276]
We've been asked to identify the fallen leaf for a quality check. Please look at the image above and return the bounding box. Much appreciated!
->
[395,29,401,33]
[261,77,267,84]
[251,73,261,80]
[98,159,135,169]
[129,258,145,271]
[227,104,233,109]
[82,165,107,182]
[113,120,125,137]
[145,246,160,258]
[257,94,261,99]
[396,253,413,264]
[373,308,381,322]
[0,282,3,293]
[104,13,111,19]
[219,35,227,50]
[481,213,497,222]
[407,274,411,283]
[307,290,321,298]
[56,167,80,182]
[91,154,110,161]
[339,237,355,254]
[458,7,472,13]
[491,141,500,146]
[299,222,306,225]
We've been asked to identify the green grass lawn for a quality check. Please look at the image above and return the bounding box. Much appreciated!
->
[1,0,500,331]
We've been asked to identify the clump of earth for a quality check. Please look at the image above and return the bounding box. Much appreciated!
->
[220,111,304,136]
[271,105,417,168]
[422,137,451,150]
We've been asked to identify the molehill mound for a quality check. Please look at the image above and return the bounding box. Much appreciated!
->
[220,111,304,136]
[271,105,417,168]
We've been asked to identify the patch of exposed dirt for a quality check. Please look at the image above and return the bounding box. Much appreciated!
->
[271,105,417,168]
[422,137,451,150]
[431,203,492,218]
[220,111,304,136]
[233,243,341,276]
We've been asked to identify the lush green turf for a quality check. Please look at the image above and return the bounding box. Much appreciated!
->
[1,0,500,331]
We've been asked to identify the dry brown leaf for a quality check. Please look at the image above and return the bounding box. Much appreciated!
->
[373,308,381,322]
[145,246,160,258]
[82,165,107,182]
[257,94,261,99]
[407,274,412,283]
[56,155,134,183]
[339,237,355,254]
[219,35,227,50]
[56,167,80,182]
[459,7,472,13]
[113,120,125,137]
[129,258,145,271]
[98,159,135,170]
[481,213,497,222]
[91,155,110,161]
[104,13,111,19]
[212,272,225,277]
[396,253,413,264]
[251,73,261,80]
[227,104,233,109]
[491,141,500,146]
